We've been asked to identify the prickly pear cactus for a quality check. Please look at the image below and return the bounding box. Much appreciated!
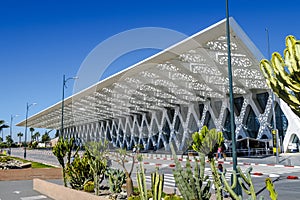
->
[260,35,300,117]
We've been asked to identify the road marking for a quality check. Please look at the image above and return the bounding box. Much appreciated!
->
[20,195,48,200]
[13,191,21,194]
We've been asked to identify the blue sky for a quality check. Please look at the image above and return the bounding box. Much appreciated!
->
[1,0,300,141]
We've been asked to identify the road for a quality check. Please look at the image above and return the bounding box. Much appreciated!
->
[0,180,54,200]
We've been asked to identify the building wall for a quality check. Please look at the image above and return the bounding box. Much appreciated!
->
[63,90,298,152]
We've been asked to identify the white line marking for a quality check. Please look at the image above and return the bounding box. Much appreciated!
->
[20,195,48,200]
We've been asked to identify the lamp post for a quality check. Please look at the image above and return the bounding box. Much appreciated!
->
[61,75,78,138]
[265,28,279,163]
[9,114,19,155]
[24,102,37,159]
[226,0,242,195]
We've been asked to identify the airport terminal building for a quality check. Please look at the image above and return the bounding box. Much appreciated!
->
[17,18,300,152]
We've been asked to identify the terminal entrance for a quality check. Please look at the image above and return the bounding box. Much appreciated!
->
[226,137,271,157]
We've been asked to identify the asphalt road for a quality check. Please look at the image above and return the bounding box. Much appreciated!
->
[0,180,53,200]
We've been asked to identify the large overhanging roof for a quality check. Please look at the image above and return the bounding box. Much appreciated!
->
[16,18,267,129]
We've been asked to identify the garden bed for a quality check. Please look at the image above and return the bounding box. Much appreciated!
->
[0,168,62,181]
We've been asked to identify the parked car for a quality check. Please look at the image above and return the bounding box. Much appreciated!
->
[287,143,299,153]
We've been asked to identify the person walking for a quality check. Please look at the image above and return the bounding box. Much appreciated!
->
[217,146,223,160]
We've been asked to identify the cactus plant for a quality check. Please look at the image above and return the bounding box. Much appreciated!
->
[106,168,126,193]
[260,35,300,117]
[85,140,108,196]
[192,126,224,200]
[136,156,148,200]
[192,126,224,159]
[191,126,277,200]
[83,180,95,192]
[170,143,211,200]
[52,137,75,187]
[238,166,257,199]
[219,166,278,200]
[65,151,93,190]
[265,177,278,200]
[151,167,164,200]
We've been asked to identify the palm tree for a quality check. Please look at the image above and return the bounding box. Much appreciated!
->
[41,131,51,143]
[0,120,9,141]
[6,135,13,147]
[17,132,23,145]
[34,132,40,142]
[29,127,35,142]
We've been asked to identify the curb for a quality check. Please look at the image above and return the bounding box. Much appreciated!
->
[287,176,299,180]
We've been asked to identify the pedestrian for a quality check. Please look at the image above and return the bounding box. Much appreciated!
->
[217,146,223,160]
[222,143,227,161]
[218,163,223,173]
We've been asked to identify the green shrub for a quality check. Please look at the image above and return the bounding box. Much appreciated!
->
[128,195,141,200]
[83,181,94,192]
[164,194,183,200]
[0,156,11,163]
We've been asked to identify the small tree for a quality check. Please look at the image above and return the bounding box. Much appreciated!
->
[112,148,138,197]
[6,135,13,148]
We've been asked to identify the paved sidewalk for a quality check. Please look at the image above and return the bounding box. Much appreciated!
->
[225,152,300,166]
[140,151,300,166]
[9,148,300,168]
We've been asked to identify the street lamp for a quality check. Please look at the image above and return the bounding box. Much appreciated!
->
[226,0,242,195]
[24,102,37,159]
[61,75,78,138]
[265,28,279,163]
[9,114,19,155]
